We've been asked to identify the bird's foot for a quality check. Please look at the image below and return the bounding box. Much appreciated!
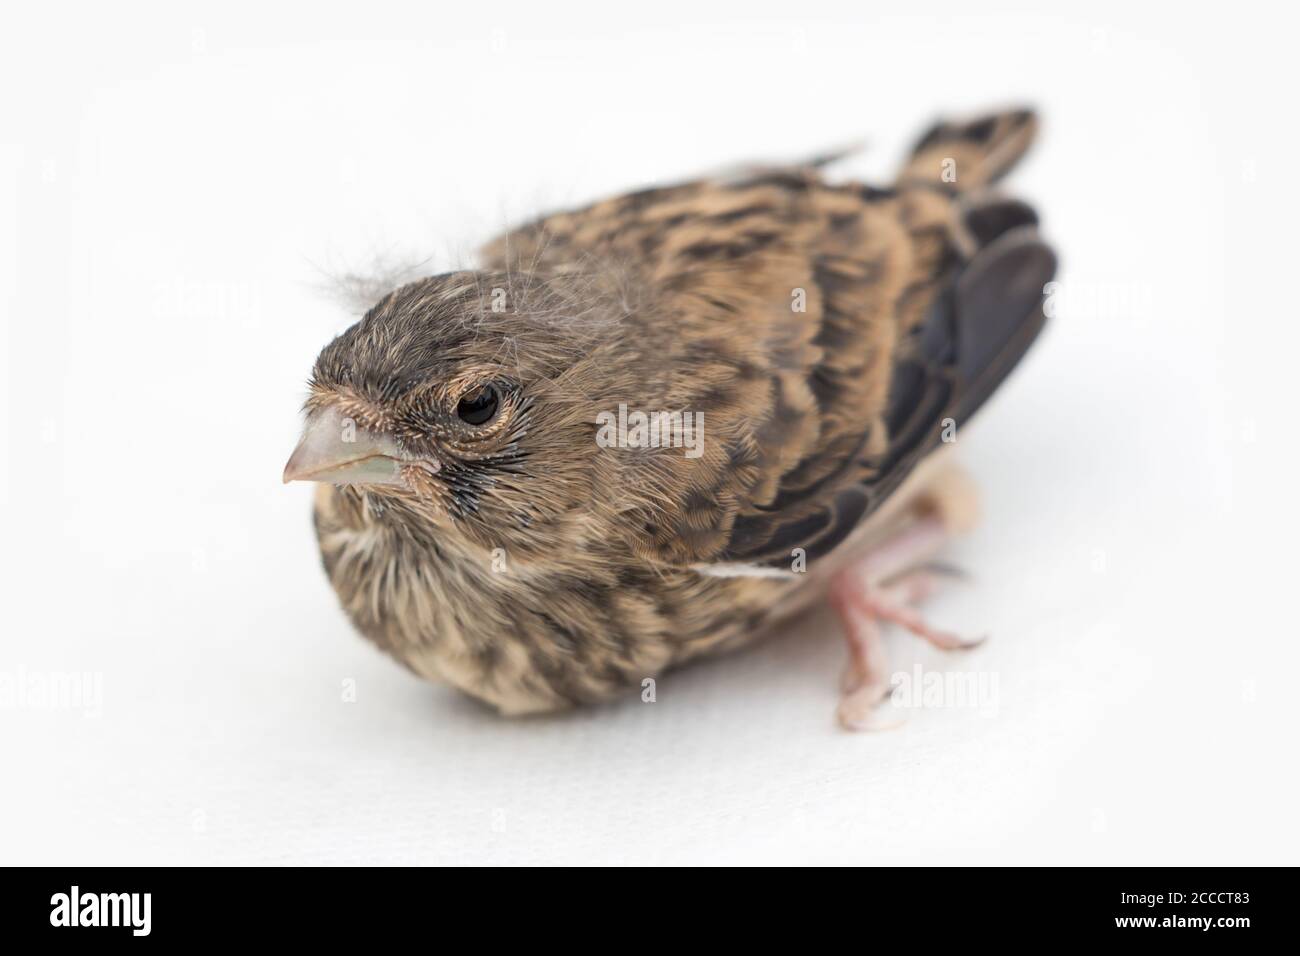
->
[830,516,985,731]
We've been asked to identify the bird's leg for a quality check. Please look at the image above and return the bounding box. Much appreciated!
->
[831,515,985,731]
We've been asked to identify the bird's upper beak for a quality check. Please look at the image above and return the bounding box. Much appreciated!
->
[282,406,408,487]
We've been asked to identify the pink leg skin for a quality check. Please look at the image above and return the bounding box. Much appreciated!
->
[831,515,986,731]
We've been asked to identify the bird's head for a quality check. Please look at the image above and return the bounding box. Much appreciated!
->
[284,270,635,555]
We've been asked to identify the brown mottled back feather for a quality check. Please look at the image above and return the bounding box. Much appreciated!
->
[480,108,1054,571]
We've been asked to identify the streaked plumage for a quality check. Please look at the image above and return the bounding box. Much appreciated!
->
[287,108,1056,721]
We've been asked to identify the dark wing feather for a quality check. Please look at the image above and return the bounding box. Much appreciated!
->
[720,204,1056,568]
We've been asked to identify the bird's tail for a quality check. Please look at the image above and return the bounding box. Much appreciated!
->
[896,108,1038,192]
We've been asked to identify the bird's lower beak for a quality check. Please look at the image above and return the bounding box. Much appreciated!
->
[282,407,408,487]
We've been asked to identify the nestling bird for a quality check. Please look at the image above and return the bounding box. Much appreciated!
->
[284,108,1055,730]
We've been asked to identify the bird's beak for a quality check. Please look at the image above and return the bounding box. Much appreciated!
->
[282,407,408,487]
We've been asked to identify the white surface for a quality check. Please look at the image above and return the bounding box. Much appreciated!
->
[2,2,1297,865]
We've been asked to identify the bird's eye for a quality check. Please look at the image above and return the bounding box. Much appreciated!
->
[455,385,499,426]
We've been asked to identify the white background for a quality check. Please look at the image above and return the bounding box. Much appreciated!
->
[2,1,1297,865]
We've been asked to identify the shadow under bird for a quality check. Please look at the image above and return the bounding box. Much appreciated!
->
[284,108,1056,730]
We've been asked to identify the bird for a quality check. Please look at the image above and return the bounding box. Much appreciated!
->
[283,108,1056,730]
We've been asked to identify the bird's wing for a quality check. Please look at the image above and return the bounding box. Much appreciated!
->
[480,111,1055,571]
[720,199,1055,569]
